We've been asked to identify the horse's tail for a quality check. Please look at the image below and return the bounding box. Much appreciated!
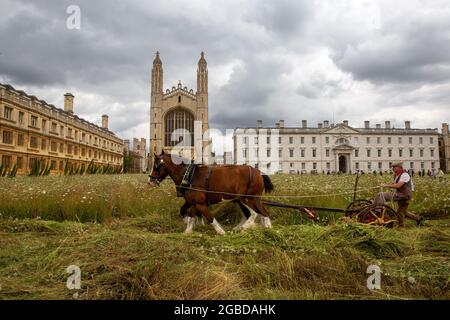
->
[262,174,274,193]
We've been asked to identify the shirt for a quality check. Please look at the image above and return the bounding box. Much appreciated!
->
[397,172,414,192]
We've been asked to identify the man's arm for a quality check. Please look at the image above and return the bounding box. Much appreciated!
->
[382,181,405,189]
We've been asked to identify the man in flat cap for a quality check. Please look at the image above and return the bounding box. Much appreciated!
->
[373,162,423,227]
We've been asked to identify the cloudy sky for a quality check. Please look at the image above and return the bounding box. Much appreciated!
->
[1,0,449,154]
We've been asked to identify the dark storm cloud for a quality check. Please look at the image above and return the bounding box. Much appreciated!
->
[331,8,450,84]
[0,0,449,146]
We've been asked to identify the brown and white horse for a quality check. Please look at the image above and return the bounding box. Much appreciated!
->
[148,151,274,235]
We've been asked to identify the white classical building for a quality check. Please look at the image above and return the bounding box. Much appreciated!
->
[233,120,441,174]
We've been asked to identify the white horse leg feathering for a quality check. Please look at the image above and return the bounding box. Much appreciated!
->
[211,218,225,235]
[233,215,248,231]
[240,204,258,230]
[184,217,195,233]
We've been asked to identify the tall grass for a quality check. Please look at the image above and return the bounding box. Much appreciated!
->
[0,174,448,223]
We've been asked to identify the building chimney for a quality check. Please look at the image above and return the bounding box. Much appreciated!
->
[324,120,329,127]
[318,123,323,129]
[443,123,449,134]
[405,121,411,129]
[302,120,307,128]
[279,120,285,128]
[275,122,280,128]
[102,114,109,129]
[257,120,263,128]
[64,93,74,114]
[343,120,349,126]
[385,121,391,129]
[376,124,381,129]
[364,121,370,129]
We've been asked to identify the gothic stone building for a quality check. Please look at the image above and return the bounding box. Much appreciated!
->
[233,119,441,174]
[0,83,123,175]
[149,52,211,164]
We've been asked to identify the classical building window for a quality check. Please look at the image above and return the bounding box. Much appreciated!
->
[409,149,413,157]
[377,137,381,144]
[409,137,413,144]
[289,137,293,144]
[267,149,271,157]
[1,155,12,168]
[50,160,57,170]
[355,149,359,157]
[410,162,414,169]
[30,115,38,127]
[59,143,64,153]
[17,134,24,146]
[430,137,434,144]
[398,137,403,144]
[325,136,330,144]
[42,120,46,132]
[278,149,282,158]
[388,149,392,157]
[367,149,371,157]
[355,162,359,170]
[368,162,372,170]
[419,137,423,144]
[60,125,64,136]
[17,157,23,169]
[2,131,13,144]
[388,137,392,144]
[278,136,282,144]
[326,149,330,157]
[289,149,294,157]
[30,136,38,149]
[41,139,46,150]
[312,149,317,158]
[431,149,434,157]
[301,149,305,157]
[420,149,424,157]
[377,149,382,157]
[51,141,57,152]
[378,162,382,170]
[19,112,24,124]
[51,122,57,133]
[399,148,403,157]
[266,136,270,144]
[164,109,194,147]
[312,137,316,144]
[366,137,370,144]
[300,137,304,144]
[3,106,13,120]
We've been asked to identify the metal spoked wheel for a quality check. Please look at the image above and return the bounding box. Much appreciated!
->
[345,199,372,217]
[354,204,398,228]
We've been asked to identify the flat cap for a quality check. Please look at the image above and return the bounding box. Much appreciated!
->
[391,162,403,168]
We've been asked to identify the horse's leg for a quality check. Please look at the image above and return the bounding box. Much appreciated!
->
[184,208,197,233]
[253,198,272,228]
[195,203,225,235]
[233,200,251,230]
[180,201,191,224]
[239,200,259,230]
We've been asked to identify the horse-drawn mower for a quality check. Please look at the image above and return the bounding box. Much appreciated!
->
[262,174,399,227]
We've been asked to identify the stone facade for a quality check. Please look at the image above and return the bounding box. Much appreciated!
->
[0,83,123,175]
[233,120,441,174]
[132,137,147,172]
[439,123,450,172]
[149,52,211,164]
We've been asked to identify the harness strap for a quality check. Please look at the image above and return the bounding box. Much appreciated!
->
[205,166,212,191]
[246,166,253,195]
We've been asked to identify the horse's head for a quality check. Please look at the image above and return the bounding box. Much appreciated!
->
[148,151,170,186]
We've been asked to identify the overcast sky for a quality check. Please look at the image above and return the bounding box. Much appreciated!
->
[1,0,449,154]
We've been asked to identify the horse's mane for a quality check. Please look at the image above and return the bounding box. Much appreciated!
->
[163,153,190,165]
